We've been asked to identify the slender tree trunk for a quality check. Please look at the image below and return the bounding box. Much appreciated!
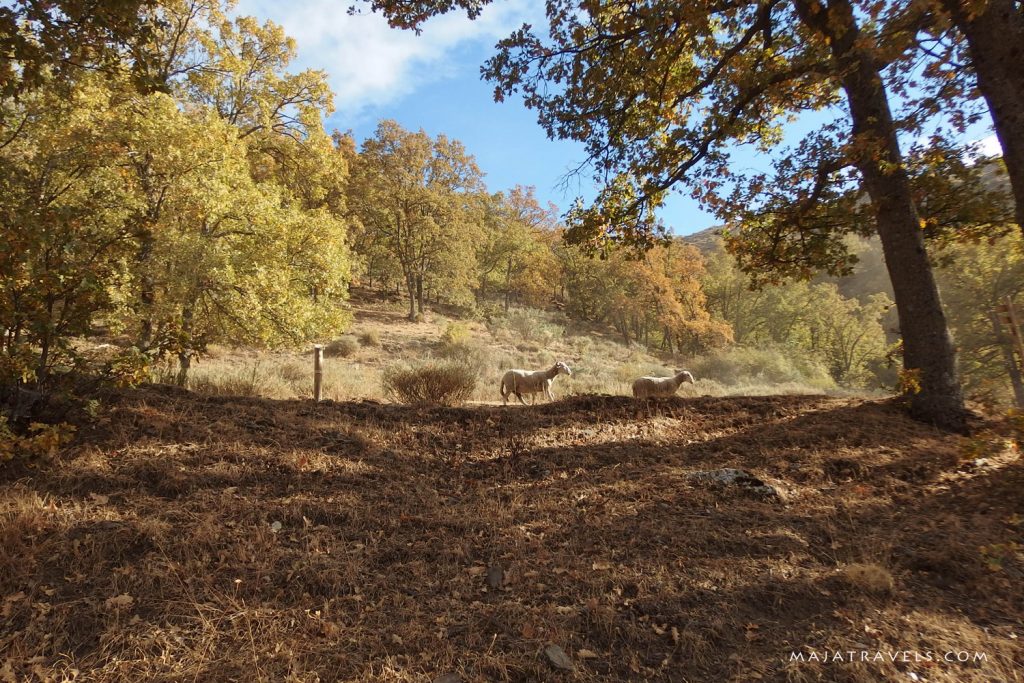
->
[943,0,1024,234]
[416,275,424,318]
[504,259,513,312]
[136,227,156,349]
[36,316,51,383]
[990,309,1024,407]
[797,0,965,430]
[406,273,417,320]
[176,304,194,387]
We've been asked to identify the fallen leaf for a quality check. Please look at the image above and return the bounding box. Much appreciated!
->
[104,594,134,610]
[591,561,613,571]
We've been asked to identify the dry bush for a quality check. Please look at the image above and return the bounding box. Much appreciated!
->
[325,336,359,358]
[189,363,266,397]
[382,362,477,405]
[358,330,381,347]
[839,562,895,595]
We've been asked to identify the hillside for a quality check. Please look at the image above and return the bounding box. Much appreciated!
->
[1,389,1021,681]
[174,294,840,405]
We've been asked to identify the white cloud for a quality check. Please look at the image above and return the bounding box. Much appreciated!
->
[233,0,534,121]
[971,133,1004,158]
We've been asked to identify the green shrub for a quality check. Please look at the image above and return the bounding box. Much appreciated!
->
[488,308,565,344]
[1,416,76,464]
[382,362,477,406]
[441,322,471,346]
[324,337,359,358]
[691,346,835,389]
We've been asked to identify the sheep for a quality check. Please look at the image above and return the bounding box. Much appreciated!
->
[500,361,572,405]
[632,369,695,398]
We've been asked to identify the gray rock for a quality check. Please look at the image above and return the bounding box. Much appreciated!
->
[543,644,574,671]
[433,674,462,683]
[486,564,504,589]
[688,468,780,499]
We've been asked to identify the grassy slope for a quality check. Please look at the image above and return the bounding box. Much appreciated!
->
[1,388,1022,682]
[176,294,836,404]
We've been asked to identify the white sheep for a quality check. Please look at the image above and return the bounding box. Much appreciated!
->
[632,369,695,398]
[500,361,572,405]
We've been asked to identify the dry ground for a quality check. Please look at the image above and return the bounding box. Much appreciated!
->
[1,388,1022,682]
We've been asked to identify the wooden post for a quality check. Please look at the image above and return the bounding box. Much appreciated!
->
[313,344,324,402]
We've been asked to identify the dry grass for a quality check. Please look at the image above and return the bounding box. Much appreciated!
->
[1,389,1022,681]
[175,301,847,405]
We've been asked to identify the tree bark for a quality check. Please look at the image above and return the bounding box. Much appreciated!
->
[797,0,965,430]
[406,273,417,320]
[989,309,1024,407]
[176,304,194,387]
[416,274,425,318]
[943,0,1024,234]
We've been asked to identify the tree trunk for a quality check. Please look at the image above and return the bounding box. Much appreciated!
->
[136,227,156,349]
[176,304,194,387]
[406,273,417,320]
[943,0,1024,235]
[797,0,965,430]
[989,308,1024,407]
[416,275,424,318]
[504,259,513,312]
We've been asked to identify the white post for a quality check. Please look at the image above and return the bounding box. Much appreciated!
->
[313,344,324,402]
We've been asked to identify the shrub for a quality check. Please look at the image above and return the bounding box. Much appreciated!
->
[358,330,381,347]
[439,339,495,375]
[691,345,835,390]
[1,416,76,465]
[441,322,471,346]
[324,337,359,358]
[488,308,565,344]
[382,362,477,406]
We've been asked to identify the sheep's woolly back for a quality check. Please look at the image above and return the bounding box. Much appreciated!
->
[631,370,695,398]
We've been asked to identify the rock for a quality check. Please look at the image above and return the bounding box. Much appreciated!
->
[433,674,462,683]
[688,468,780,500]
[486,565,504,589]
[543,644,574,671]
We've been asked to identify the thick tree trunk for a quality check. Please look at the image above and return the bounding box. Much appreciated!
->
[797,0,965,430]
[943,0,1024,234]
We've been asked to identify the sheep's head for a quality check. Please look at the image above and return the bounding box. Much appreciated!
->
[677,370,695,384]
[555,361,572,376]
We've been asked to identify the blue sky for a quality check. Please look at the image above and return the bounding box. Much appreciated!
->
[235,0,1002,237]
